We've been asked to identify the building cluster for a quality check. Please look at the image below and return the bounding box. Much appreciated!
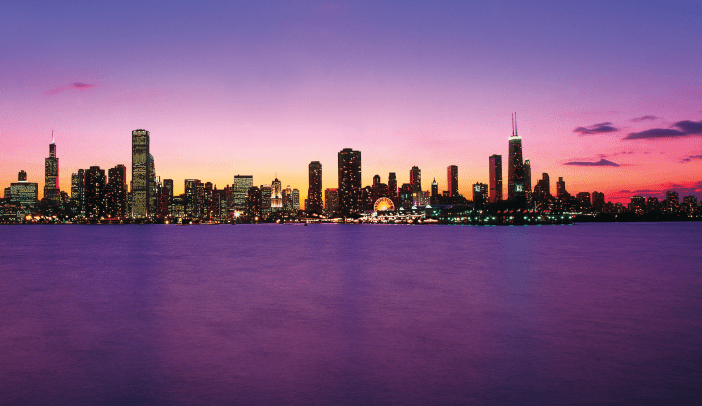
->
[2,120,700,223]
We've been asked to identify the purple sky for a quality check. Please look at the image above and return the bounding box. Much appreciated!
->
[2,1,701,203]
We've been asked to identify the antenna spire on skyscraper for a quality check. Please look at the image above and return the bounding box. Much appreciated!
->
[515,112,518,136]
[52,130,54,144]
[511,113,514,136]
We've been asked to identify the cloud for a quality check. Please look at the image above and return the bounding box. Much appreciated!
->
[625,119,702,140]
[564,158,620,167]
[573,122,619,136]
[631,115,658,122]
[45,82,96,95]
[681,155,702,163]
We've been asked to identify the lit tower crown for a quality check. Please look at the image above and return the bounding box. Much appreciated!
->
[507,112,525,201]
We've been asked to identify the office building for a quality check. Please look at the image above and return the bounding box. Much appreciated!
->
[447,165,458,197]
[271,178,283,212]
[106,164,127,218]
[325,188,339,214]
[131,129,151,217]
[508,113,525,200]
[338,148,361,214]
[10,171,38,209]
[84,166,106,218]
[44,134,60,203]
[489,154,502,203]
[307,161,322,214]
[232,175,253,211]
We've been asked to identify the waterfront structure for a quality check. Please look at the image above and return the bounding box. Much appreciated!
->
[473,182,488,209]
[592,191,605,211]
[508,113,525,200]
[84,166,106,218]
[489,154,502,203]
[577,192,591,210]
[10,171,38,209]
[44,134,60,203]
[307,161,322,214]
[524,159,532,200]
[131,129,151,217]
[410,166,422,206]
[271,178,283,212]
[447,165,458,197]
[232,175,253,211]
[106,164,127,217]
[431,178,438,200]
[338,148,361,214]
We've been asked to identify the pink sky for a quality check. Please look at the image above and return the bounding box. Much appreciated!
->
[2,1,701,204]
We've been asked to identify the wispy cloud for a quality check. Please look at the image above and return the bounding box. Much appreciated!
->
[573,122,619,136]
[564,158,620,167]
[630,115,658,122]
[681,154,702,163]
[45,82,96,95]
[624,119,702,140]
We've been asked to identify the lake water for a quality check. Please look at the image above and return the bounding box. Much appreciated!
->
[1,223,701,405]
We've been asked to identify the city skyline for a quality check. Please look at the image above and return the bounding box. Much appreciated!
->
[2,2,701,203]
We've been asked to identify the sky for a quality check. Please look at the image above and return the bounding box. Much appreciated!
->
[1,0,701,204]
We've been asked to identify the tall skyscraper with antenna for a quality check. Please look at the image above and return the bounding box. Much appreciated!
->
[507,113,525,201]
[44,132,60,203]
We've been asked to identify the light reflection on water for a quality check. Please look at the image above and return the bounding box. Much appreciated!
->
[1,223,701,405]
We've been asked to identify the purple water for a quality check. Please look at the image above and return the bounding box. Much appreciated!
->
[1,223,701,405]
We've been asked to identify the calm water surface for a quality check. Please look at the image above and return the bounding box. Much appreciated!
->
[1,223,701,405]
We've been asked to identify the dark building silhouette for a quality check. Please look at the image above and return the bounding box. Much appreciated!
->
[473,183,488,210]
[84,166,106,218]
[44,134,60,203]
[307,161,322,214]
[185,179,204,218]
[338,148,361,214]
[325,188,338,214]
[556,177,568,199]
[447,165,458,197]
[489,154,502,203]
[592,191,605,211]
[245,186,262,219]
[431,178,438,202]
[576,192,591,210]
[106,164,127,218]
[507,113,525,200]
[524,159,531,200]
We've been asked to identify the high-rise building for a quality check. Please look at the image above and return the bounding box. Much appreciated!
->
[473,182,488,209]
[508,114,525,200]
[307,161,322,214]
[44,134,60,203]
[338,148,361,214]
[163,179,174,210]
[260,185,272,215]
[524,159,531,199]
[325,188,339,214]
[84,166,106,218]
[148,154,157,214]
[431,178,438,199]
[292,188,300,211]
[592,191,605,211]
[489,154,502,203]
[388,172,397,200]
[10,171,38,209]
[576,192,591,210]
[666,191,679,212]
[629,195,645,214]
[106,164,127,218]
[131,129,151,217]
[245,186,262,219]
[271,178,283,212]
[410,166,421,206]
[556,177,568,199]
[232,175,253,211]
[447,165,458,197]
[283,185,293,212]
[184,179,203,218]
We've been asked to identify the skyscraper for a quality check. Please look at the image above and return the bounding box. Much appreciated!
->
[508,113,525,200]
[10,171,38,209]
[447,165,458,197]
[388,172,397,202]
[338,148,361,214]
[184,179,203,218]
[131,129,151,217]
[271,178,283,212]
[489,154,502,203]
[307,161,322,214]
[325,188,339,214]
[556,177,568,199]
[106,164,127,218]
[524,159,532,197]
[431,178,438,199]
[44,133,60,203]
[84,166,106,218]
[232,175,253,211]
[410,166,421,205]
